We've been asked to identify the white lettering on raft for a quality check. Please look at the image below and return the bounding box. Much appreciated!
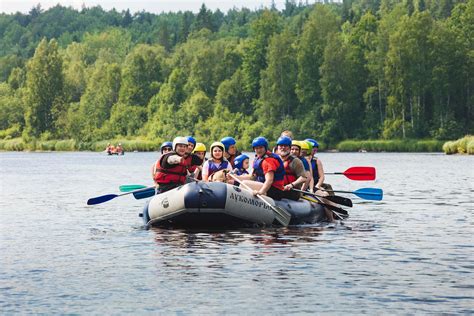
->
[229,192,272,210]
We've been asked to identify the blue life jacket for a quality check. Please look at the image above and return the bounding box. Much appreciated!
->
[299,157,310,171]
[252,152,285,183]
[207,159,229,176]
[310,158,319,183]
[234,168,249,176]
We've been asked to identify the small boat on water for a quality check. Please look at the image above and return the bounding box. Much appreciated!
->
[140,181,330,228]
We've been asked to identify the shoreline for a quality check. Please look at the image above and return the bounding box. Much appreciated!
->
[1,137,472,154]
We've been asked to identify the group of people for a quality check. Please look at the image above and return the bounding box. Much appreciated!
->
[105,143,124,155]
[151,131,335,221]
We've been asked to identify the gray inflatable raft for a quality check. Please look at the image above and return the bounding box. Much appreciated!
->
[140,181,329,228]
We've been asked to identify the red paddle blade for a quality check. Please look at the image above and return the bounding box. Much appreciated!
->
[343,166,376,181]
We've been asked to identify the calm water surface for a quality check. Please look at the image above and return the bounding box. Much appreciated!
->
[0,151,473,314]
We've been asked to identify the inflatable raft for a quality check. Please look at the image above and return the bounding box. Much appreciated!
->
[140,181,329,228]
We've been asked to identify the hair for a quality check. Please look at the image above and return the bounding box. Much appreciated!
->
[280,130,294,140]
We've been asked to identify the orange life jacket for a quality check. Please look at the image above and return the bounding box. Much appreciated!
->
[153,152,188,184]
[283,155,297,185]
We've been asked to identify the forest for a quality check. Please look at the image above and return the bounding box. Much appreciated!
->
[0,0,472,150]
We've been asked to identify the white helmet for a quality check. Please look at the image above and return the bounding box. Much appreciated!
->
[172,136,189,151]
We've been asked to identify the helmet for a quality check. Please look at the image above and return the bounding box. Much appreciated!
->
[276,136,292,146]
[252,136,268,149]
[304,140,313,151]
[172,137,189,150]
[220,136,236,151]
[210,141,225,152]
[234,154,249,170]
[305,138,319,148]
[291,140,301,149]
[193,142,206,153]
[160,141,173,153]
[300,140,310,151]
[186,136,196,146]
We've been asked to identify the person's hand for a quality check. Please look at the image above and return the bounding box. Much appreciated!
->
[283,184,292,191]
[253,190,259,196]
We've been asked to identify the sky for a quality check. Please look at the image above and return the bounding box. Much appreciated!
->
[0,0,299,14]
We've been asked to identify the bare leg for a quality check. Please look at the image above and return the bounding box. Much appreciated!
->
[315,189,335,222]
[241,180,263,192]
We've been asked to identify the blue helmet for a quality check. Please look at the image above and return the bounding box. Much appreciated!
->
[186,136,196,146]
[276,136,292,146]
[220,136,236,151]
[234,154,249,170]
[252,136,268,149]
[305,138,319,148]
[160,141,173,153]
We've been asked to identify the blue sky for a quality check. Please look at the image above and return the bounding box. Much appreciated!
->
[1,0,304,14]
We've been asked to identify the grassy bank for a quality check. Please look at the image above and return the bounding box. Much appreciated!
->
[336,139,445,152]
[0,138,161,152]
[442,135,474,155]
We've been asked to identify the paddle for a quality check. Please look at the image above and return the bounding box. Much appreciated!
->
[228,173,291,227]
[119,184,147,192]
[292,188,353,207]
[301,196,348,220]
[87,186,156,205]
[325,166,376,181]
[320,187,383,201]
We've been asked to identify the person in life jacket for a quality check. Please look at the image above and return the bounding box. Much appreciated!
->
[290,140,311,191]
[183,136,203,178]
[115,143,124,155]
[304,138,325,191]
[152,136,203,193]
[230,136,286,201]
[304,137,335,222]
[202,142,234,183]
[192,142,207,180]
[221,136,241,168]
[233,154,249,176]
[276,136,307,201]
[105,143,113,155]
[186,136,196,154]
[152,141,173,180]
[160,141,173,154]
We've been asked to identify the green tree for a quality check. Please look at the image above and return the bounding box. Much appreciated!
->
[118,44,167,106]
[76,62,121,141]
[320,33,366,144]
[241,10,282,103]
[384,12,434,138]
[23,38,64,141]
[257,28,298,123]
[295,4,340,123]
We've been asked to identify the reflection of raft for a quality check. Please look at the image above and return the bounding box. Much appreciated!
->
[140,181,328,228]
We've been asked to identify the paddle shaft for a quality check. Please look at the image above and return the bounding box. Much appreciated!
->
[291,188,353,207]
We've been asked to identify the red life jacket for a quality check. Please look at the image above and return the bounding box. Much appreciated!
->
[153,152,188,184]
[283,155,297,185]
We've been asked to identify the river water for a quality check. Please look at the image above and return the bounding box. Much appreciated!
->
[0,151,472,314]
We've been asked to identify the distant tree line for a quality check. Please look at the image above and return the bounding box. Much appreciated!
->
[0,0,472,148]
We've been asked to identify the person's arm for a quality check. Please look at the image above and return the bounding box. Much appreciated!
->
[151,162,157,184]
[201,161,209,182]
[225,163,234,184]
[283,159,307,191]
[194,166,202,180]
[315,159,325,189]
[257,171,274,195]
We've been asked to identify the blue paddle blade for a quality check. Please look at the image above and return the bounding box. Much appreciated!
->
[133,188,156,200]
[87,194,118,205]
[354,188,383,201]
